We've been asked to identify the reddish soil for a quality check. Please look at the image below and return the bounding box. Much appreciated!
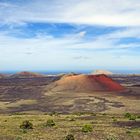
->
[88,74,124,91]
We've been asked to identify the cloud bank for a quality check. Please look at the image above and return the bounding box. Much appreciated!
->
[0,0,140,71]
[0,0,140,26]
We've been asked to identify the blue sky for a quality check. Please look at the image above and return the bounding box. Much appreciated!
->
[0,0,140,72]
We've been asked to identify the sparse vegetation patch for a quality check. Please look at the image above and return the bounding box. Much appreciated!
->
[45,119,55,127]
[20,120,33,129]
[82,124,93,133]
[65,134,75,140]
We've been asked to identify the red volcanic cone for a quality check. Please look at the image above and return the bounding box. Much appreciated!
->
[47,74,124,92]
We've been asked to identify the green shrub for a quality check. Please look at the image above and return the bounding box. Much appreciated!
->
[124,112,131,118]
[45,119,55,127]
[13,112,25,115]
[112,117,117,122]
[102,113,107,116]
[65,134,75,140]
[129,115,136,120]
[44,112,48,115]
[90,113,96,116]
[82,124,93,133]
[20,120,33,129]
[126,130,132,134]
[49,111,59,116]
[106,135,118,140]
[124,113,136,120]
[68,116,76,121]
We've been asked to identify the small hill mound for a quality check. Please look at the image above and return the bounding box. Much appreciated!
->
[10,71,46,78]
[0,74,6,78]
[46,74,124,92]
[92,70,113,75]
[60,72,79,78]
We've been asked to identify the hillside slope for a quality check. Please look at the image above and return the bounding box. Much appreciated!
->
[46,74,124,92]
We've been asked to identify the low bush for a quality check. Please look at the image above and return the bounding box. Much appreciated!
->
[49,112,59,116]
[124,112,131,118]
[82,124,93,133]
[126,130,132,134]
[65,134,75,140]
[106,135,118,140]
[102,113,107,116]
[112,117,117,122]
[20,120,33,129]
[45,119,55,127]
[129,115,136,120]
[124,113,136,120]
[90,113,96,116]
[68,116,76,121]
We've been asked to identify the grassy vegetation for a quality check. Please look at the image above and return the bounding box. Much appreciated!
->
[124,112,137,120]
[0,113,139,140]
[81,124,93,133]
[45,119,56,127]
[65,134,75,140]
[20,120,33,129]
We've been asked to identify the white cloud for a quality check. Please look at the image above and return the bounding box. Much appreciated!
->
[78,31,86,37]
[0,26,140,71]
[0,0,140,26]
[107,27,140,39]
[0,0,140,71]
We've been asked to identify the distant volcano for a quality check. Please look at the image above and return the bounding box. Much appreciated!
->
[10,71,46,78]
[0,74,6,78]
[92,70,113,75]
[47,74,124,92]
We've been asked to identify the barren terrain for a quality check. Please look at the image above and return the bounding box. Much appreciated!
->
[0,74,139,140]
[0,74,139,114]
